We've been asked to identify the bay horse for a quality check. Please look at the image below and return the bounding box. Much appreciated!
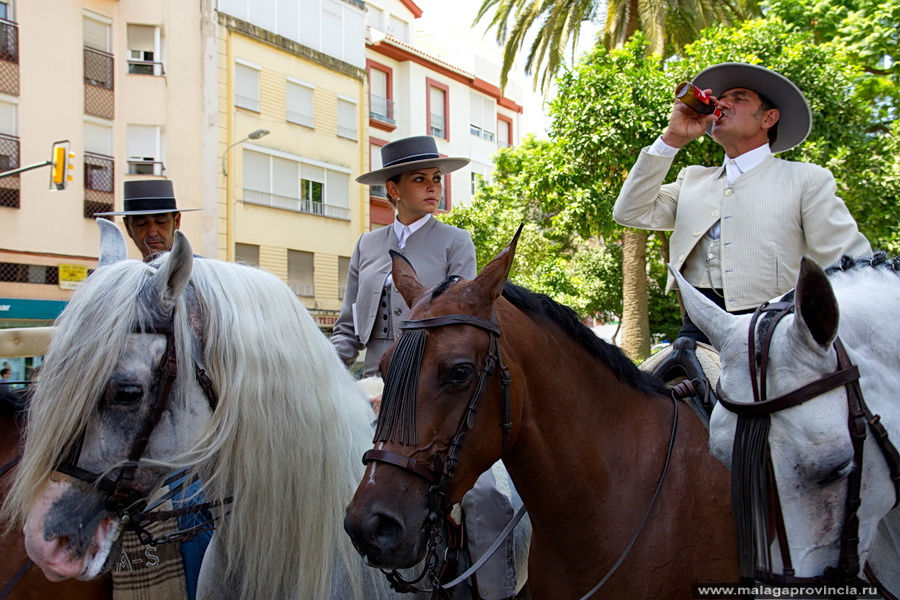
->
[1,388,111,599]
[0,221,492,599]
[344,232,739,599]
[675,257,900,596]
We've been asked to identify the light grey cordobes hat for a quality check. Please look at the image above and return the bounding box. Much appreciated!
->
[693,62,812,153]
[356,136,469,185]
[94,180,202,216]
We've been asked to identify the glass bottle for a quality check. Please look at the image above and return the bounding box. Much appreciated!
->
[674,82,722,118]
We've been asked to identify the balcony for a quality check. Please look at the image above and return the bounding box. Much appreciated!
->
[0,132,20,208]
[369,94,395,124]
[127,60,165,76]
[243,189,350,220]
[84,152,114,218]
[0,19,18,96]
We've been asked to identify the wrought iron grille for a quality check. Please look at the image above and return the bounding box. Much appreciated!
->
[0,18,18,64]
[84,152,114,218]
[84,47,114,89]
[0,132,20,208]
[0,262,59,285]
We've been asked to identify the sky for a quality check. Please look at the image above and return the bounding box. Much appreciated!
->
[412,0,602,137]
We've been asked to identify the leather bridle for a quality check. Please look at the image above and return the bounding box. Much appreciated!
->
[717,300,900,588]
[53,314,225,546]
[362,313,512,595]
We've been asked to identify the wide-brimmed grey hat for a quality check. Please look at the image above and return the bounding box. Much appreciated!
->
[356,136,469,185]
[94,180,202,216]
[693,63,812,153]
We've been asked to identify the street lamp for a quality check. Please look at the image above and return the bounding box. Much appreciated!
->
[221,128,269,175]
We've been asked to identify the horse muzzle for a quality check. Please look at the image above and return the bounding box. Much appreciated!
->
[344,496,430,570]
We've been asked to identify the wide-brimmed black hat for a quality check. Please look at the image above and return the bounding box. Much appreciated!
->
[94,180,202,216]
[356,136,469,185]
[693,63,812,153]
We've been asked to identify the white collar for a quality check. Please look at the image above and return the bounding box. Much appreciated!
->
[724,143,772,176]
[393,213,432,244]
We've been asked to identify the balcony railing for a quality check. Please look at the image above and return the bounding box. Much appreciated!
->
[0,132,20,208]
[127,160,165,176]
[84,152,114,218]
[288,281,315,297]
[127,60,165,76]
[243,189,350,220]
[369,94,395,124]
[0,19,18,64]
[84,47,114,89]
[430,114,445,138]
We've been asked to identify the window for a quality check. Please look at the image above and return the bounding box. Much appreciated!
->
[234,243,259,267]
[337,98,357,140]
[0,98,16,136]
[0,1,16,65]
[84,121,111,155]
[366,5,383,30]
[387,15,408,42]
[427,80,449,140]
[470,93,495,141]
[84,121,113,192]
[127,24,162,76]
[367,62,394,125]
[0,1,11,21]
[127,124,164,175]
[83,12,111,52]
[368,141,386,198]
[497,115,513,148]
[470,171,483,196]
[286,79,314,127]
[0,98,18,209]
[235,61,260,112]
[83,12,113,90]
[287,250,314,297]
[338,256,349,299]
[242,149,351,220]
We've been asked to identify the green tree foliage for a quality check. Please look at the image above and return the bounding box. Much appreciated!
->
[444,17,897,341]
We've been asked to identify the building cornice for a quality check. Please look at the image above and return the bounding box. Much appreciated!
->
[400,0,424,18]
[368,35,523,113]
[219,12,366,81]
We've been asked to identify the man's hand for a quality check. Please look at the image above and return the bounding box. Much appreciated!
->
[661,90,721,148]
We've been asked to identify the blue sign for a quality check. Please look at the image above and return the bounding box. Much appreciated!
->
[0,298,67,320]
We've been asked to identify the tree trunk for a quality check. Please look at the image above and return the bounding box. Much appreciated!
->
[621,229,650,360]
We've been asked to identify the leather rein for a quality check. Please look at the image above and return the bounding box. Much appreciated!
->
[717,300,900,588]
[53,315,229,547]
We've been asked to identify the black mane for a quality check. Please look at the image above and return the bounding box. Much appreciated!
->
[501,283,666,396]
[823,251,900,277]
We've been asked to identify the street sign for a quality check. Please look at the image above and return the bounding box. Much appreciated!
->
[58,263,88,290]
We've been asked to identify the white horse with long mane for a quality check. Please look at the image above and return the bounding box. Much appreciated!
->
[1,221,458,599]
[675,256,899,596]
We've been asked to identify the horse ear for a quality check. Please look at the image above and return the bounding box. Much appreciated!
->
[469,224,523,302]
[669,265,740,350]
[792,257,838,348]
[97,218,128,266]
[146,231,193,310]
[391,250,427,307]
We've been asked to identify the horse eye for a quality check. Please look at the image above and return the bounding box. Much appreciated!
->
[109,384,144,406]
[447,364,474,384]
[817,458,853,486]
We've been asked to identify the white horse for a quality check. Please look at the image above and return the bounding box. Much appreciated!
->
[0,221,489,599]
[675,257,900,595]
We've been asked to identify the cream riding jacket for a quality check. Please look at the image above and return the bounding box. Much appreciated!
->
[613,148,872,312]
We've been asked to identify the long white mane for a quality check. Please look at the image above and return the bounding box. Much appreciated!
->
[4,254,377,599]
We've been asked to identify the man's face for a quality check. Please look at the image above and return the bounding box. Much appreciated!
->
[710,87,779,145]
[124,212,181,259]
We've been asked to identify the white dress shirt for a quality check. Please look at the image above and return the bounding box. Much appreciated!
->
[385,213,433,285]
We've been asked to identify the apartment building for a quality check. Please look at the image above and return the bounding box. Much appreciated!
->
[0,0,216,331]
[363,0,523,227]
[216,0,369,331]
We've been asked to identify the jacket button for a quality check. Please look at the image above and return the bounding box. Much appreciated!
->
[382,314,387,320]
[383,327,388,333]
[381,301,387,308]
[678,254,685,262]
[712,210,720,217]
[394,308,402,316]
[724,188,733,197]
[692,231,701,237]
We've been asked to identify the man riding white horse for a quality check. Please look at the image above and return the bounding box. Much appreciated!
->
[613,63,871,409]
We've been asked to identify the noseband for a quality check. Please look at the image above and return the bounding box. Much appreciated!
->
[717,300,900,588]
[53,313,223,544]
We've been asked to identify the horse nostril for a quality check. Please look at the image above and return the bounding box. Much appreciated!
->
[365,512,404,548]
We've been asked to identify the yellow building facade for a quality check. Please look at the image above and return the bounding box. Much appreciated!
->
[216,8,369,329]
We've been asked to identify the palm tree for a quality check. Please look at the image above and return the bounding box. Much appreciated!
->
[476,0,759,359]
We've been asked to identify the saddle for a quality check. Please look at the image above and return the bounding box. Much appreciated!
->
[639,337,721,425]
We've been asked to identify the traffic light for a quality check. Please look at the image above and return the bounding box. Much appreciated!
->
[50,140,74,191]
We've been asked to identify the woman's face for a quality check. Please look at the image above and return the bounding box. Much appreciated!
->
[387,167,443,223]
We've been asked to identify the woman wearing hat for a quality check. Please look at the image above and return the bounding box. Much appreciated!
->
[613,62,870,343]
[331,136,476,377]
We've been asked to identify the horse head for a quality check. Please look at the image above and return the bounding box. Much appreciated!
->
[676,257,897,583]
[18,225,216,582]
[344,229,521,570]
